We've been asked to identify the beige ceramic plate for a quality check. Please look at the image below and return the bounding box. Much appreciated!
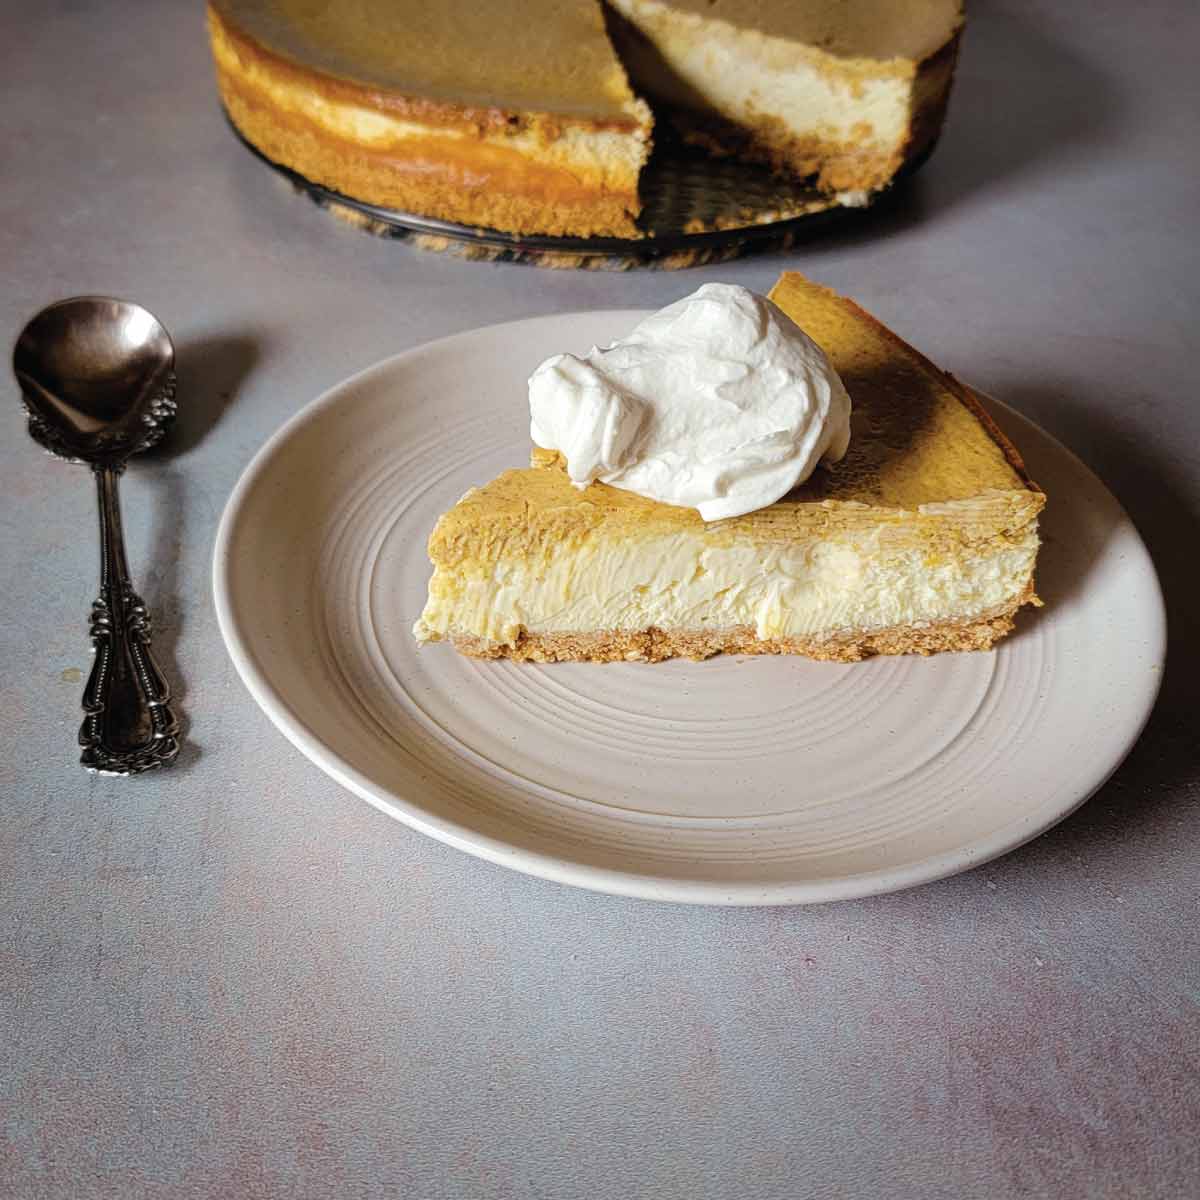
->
[213,312,1165,905]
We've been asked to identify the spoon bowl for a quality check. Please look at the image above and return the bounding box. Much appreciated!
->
[14,296,176,462]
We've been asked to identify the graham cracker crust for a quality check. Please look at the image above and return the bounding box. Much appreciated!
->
[661,107,904,195]
[446,590,1038,664]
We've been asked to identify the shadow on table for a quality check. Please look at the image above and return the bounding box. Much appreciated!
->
[168,333,262,457]
[776,2,1127,255]
[137,333,263,771]
[932,2,1123,209]
[988,385,1195,865]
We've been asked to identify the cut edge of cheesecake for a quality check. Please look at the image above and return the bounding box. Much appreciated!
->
[605,0,964,196]
[207,1,654,239]
[414,271,1044,663]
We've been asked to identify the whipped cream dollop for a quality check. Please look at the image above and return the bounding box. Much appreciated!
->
[528,283,851,521]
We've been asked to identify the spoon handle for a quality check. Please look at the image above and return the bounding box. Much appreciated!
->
[79,464,181,774]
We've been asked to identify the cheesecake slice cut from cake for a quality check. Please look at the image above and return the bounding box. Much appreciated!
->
[414,272,1044,663]
[606,0,964,196]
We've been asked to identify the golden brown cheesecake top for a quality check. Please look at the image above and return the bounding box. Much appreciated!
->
[429,271,1042,571]
[533,272,1033,509]
[647,0,964,62]
[768,272,1033,508]
[430,460,1040,573]
[211,0,643,122]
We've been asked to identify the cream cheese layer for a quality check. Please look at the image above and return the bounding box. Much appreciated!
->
[413,512,1038,647]
[608,0,915,156]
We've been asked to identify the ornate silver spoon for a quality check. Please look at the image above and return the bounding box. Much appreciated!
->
[13,297,181,774]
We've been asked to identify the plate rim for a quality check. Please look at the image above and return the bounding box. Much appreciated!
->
[212,310,1167,906]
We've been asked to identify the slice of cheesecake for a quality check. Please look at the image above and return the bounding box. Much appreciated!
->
[605,0,964,196]
[207,0,653,238]
[414,272,1043,663]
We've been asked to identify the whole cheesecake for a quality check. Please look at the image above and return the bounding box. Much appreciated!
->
[207,0,964,238]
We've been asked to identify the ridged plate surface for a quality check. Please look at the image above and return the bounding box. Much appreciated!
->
[213,312,1165,904]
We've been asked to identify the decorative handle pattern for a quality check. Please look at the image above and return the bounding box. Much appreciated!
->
[79,465,180,774]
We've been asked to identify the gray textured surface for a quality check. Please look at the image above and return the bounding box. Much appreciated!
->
[2,1,1198,1196]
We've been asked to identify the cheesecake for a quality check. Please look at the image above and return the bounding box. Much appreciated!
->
[207,0,652,238]
[607,0,964,196]
[413,273,1044,663]
[207,0,963,238]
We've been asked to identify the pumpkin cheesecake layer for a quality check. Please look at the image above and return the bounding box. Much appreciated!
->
[207,0,652,237]
[413,272,1044,662]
